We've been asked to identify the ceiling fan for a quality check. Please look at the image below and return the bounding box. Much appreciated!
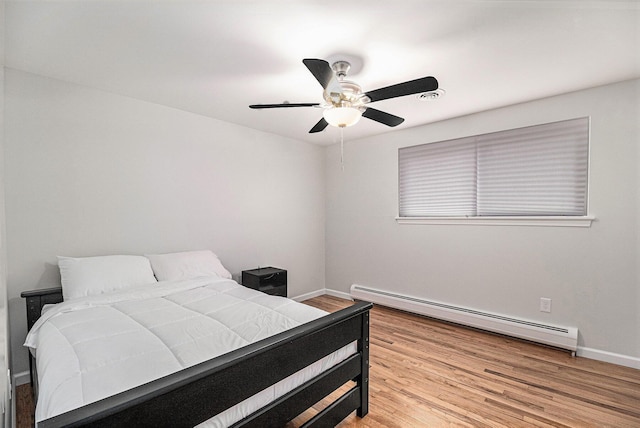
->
[249,58,439,134]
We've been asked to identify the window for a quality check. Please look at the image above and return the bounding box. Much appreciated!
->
[398,117,592,226]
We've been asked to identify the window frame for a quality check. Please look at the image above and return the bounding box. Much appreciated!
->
[396,118,594,227]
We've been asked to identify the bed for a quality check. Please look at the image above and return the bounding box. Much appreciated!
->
[21,251,372,427]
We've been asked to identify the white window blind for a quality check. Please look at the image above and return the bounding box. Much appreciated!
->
[399,117,589,218]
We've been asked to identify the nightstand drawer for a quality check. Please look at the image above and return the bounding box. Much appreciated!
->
[256,284,287,297]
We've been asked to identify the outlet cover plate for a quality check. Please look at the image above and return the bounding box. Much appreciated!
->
[540,297,552,313]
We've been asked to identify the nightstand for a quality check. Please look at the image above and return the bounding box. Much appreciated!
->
[241,267,287,297]
[21,286,64,396]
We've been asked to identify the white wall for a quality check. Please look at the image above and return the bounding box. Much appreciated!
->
[326,79,640,365]
[3,69,326,376]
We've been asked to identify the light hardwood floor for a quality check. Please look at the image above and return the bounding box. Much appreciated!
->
[16,295,640,427]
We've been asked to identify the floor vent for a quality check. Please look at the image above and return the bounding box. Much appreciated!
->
[350,284,578,352]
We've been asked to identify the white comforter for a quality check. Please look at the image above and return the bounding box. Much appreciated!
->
[25,277,355,427]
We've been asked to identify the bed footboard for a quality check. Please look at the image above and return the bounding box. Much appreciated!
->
[38,300,372,428]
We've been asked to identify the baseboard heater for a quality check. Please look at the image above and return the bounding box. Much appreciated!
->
[350,284,578,353]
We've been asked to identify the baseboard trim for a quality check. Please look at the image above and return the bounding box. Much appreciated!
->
[577,346,640,370]
[291,288,353,303]
[13,370,30,387]
[324,289,352,300]
[291,289,326,302]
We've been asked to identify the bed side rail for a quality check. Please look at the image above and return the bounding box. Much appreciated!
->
[40,301,373,428]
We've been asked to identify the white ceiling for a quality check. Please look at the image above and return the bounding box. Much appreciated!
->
[4,0,640,145]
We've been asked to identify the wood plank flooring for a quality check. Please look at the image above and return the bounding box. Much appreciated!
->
[297,296,640,427]
[16,295,640,427]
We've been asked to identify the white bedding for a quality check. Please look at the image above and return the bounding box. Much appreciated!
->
[25,276,356,427]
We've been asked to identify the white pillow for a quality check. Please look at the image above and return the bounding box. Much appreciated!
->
[146,250,232,281]
[58,255,158,301]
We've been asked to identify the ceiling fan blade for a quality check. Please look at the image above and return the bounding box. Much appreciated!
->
[362,107,405,127]
[302,59,342,95]
[309,118,329,133]
[249,103,320,109]
[365,76,438,103]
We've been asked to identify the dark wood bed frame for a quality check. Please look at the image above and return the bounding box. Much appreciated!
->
[22,287,372,428]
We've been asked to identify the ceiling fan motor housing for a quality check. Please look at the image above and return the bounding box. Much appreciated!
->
[324,79,367,109]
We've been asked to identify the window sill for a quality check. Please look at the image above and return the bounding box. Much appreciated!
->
[395,216,595,227]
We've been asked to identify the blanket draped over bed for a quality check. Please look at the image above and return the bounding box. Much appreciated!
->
[25,277,357,427]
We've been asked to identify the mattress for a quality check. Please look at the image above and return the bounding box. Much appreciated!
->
[25,276,356,427]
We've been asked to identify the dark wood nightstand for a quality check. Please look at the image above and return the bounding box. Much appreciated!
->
[241,267,287,297]
[21,286,64,395]
[21,287,64,331]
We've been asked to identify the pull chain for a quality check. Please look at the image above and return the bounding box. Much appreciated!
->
[340,125,345,171]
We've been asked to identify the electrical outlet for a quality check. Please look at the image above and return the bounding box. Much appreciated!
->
[540,297,552,313]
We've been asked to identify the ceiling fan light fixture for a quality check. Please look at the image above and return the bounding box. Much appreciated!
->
[323,106,362,128]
